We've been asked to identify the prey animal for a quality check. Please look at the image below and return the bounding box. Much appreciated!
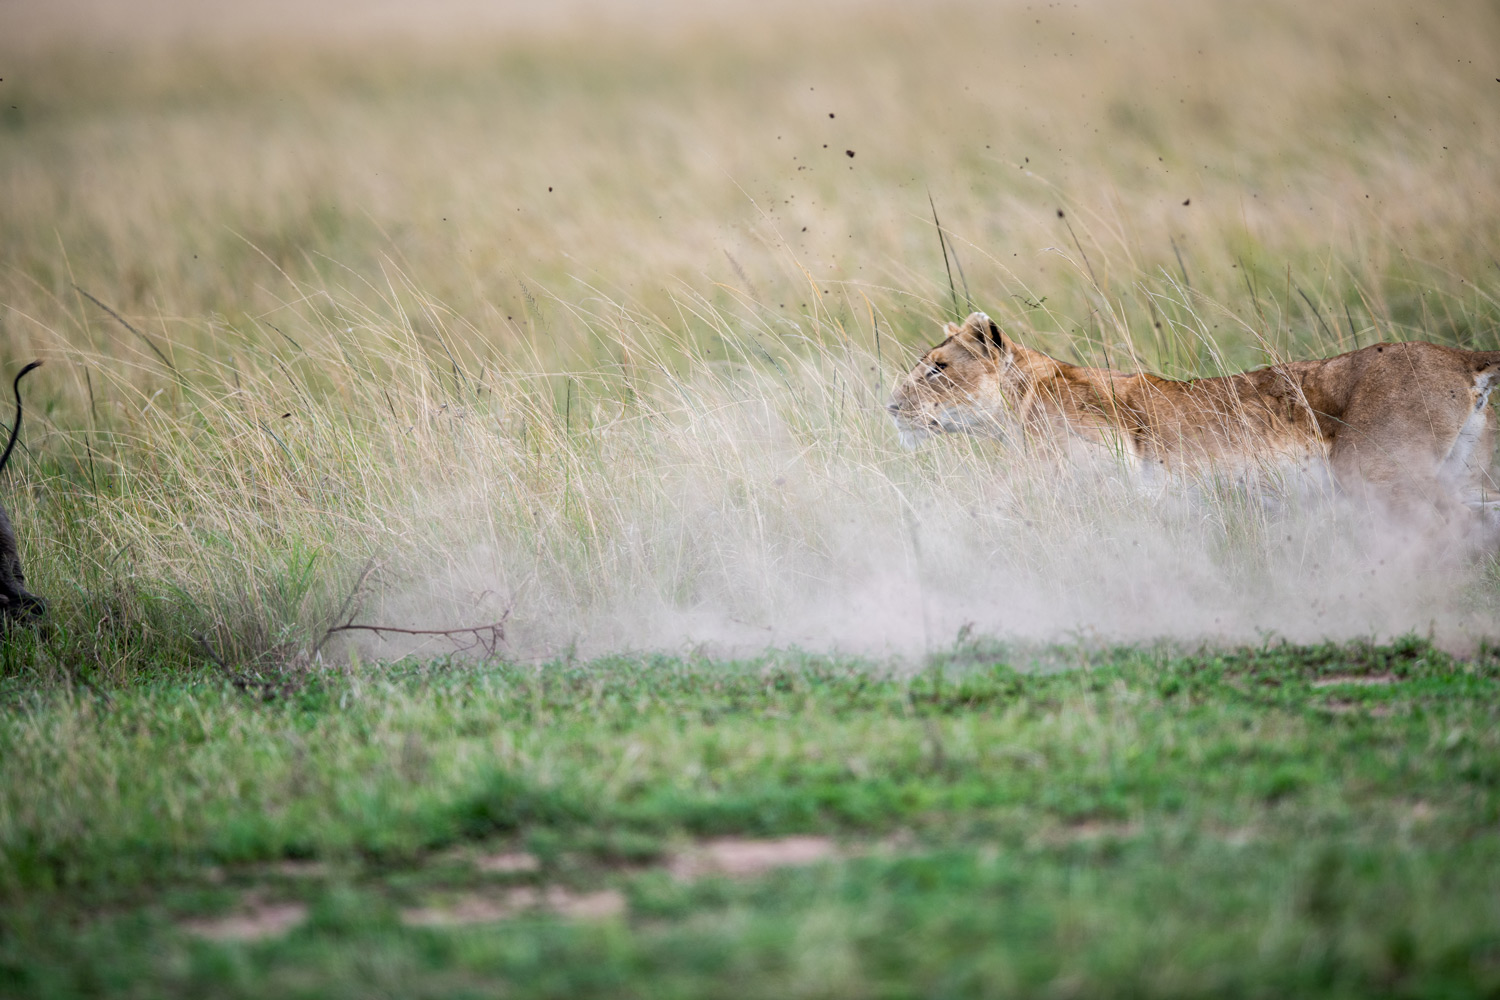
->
[0,361,46,623]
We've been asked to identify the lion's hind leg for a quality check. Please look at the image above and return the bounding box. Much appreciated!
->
[1328,408,1459,523]
[1332,361,1500,533]
[1438,371,1499,508]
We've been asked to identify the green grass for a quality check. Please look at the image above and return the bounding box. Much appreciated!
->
[3,636,1499,997]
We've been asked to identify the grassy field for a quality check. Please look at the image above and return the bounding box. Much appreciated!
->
[4,638,1500,997]
[4,0,1500,994]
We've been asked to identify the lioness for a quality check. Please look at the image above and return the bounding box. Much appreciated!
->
[888,312,1500,518]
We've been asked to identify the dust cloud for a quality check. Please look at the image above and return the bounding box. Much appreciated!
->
[358,399,1500,664]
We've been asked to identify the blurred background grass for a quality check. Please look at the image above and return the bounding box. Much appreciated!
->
[6,0,1499,370]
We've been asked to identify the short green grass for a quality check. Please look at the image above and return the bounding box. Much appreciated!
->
[3,636,1499,998]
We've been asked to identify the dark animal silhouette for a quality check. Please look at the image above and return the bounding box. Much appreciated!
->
[0,362,45,624]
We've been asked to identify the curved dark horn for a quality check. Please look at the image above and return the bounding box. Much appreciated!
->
[0,361,42,478]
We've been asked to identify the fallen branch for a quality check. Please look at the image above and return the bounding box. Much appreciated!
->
[310,559,511,660]
[309,558,380,660]
[322,612,511,658]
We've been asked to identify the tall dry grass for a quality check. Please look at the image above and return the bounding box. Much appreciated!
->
[2,0,1500,677]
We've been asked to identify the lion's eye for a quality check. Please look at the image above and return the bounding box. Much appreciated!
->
[926,362,947,379]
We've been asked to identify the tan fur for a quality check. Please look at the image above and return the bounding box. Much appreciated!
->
[888,312,1500,517]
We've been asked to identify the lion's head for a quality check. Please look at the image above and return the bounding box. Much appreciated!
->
[886,311,1020,448]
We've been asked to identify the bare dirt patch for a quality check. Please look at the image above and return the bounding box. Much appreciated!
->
[402,889,535,927]
[1318,699,1395,716]
[1406,801,1436,823]
[475,851,541,874]
[1219,826,1257,848]
[181,898,307,942]
[668,836,836,880]
[1310,673,1398,688]
[1063,821,1141,841]
[547,887,627,920]
[401,887,624,928]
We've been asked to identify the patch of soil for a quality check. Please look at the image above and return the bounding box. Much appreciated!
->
[402,889,535,927]
[546,887,626,920]
[1310,673,1397,688]
[1062,821,1139,841]
[181,899,307,942]
[475,851,540,874]
[669,836,836,880]
[401,887,624,927]
[1319,699,1395,716]
[1219,826,1256,847]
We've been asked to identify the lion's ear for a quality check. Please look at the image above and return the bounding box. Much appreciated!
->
[983,316,1007,352]
[957,312,1007,355]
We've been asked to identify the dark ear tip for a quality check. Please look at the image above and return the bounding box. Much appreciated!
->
[974,314,1004,348]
